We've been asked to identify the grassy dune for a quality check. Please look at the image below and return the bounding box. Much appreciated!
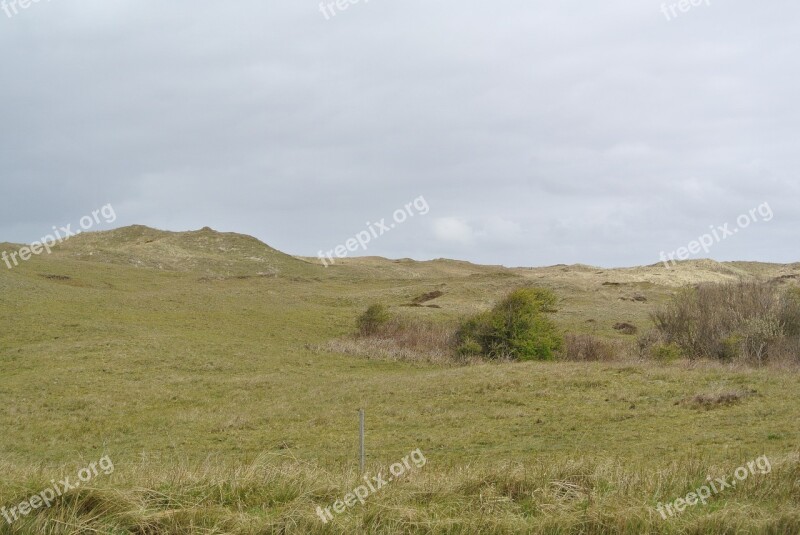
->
[0,226,798,533]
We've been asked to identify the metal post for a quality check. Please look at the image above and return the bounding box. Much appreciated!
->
[359,408,365,473]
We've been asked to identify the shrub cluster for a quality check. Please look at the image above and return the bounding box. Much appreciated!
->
[353,304,457,362]
[354,283,800,367]
[356,304,392,336]
[354,288,564,363]
[645,282,800,365]
[456,288,563,361]
[560,333,618,362]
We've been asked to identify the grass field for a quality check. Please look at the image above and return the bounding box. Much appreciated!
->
[1,226,798,534]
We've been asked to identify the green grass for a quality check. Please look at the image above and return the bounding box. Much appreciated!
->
[0,226,798,533]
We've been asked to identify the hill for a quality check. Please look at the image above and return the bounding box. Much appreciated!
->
[0,225,797,534]
[46,224,321,278]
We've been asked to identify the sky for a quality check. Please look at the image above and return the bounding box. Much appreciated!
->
[1,0,798,268]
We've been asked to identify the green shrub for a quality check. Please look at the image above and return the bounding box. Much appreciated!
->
[720,334,743,362]
[356,304,392,336]
[652,342,683,363]
[455,332,483,357]
[781,288,800,336]
[456,288,563,361]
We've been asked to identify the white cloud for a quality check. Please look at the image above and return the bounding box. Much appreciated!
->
[433,218,474,245]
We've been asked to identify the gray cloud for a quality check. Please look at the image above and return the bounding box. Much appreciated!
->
[1,0,797,267]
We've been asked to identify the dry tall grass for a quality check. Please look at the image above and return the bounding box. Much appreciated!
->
[323,317,464,365]
[559,333,627,362]
[1,454,798,534]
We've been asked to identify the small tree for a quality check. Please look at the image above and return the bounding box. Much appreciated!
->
[457,288,563,361]
[356,304,392,336]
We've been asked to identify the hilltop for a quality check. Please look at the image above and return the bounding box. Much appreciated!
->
[34,224,321,278]
[6,224,799,285]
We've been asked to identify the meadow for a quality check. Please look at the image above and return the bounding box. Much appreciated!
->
[0,226,797,534]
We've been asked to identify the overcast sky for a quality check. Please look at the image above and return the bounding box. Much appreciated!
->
[1,0,797,268]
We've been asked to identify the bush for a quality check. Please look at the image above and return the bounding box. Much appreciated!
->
[350,304,460,363]
[455,335,483,358]
[560,334,617,362]
[456,288,563,361]
[651,342,683,363]
[635,330,683,362]
[648,281,800,365]
[356,304,392,336]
